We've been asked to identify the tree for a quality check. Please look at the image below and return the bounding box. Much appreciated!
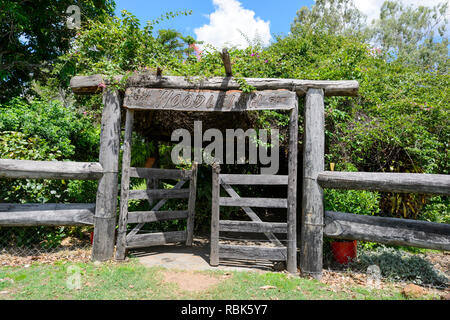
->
[0,0,115,102]
[290,0,367,38]
[370,0,449,73]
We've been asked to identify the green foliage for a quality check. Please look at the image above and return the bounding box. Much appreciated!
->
[420,196,450,224]
[0,0,116,102]
[0,98,99,161]
[291,0,367,38]
[324,189,380,216]
[0,98,99,249]
[370,0,449,73]
[350,246,448,286]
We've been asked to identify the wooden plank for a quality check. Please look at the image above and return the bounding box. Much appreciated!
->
[287,105,299,274]
[219,220,287,233]
[210,163,220,266]
[0,203,95,226]
[219,197,287,208]
[0,159,103,180]
[127,210,188,224]
[219,245,287,261]
[123,88,297,112]
[300,88,325,279]
[115,109,134,260]
[324,211,450,251]
[220,174,288,185]
[92,89,121,262]
[129,167,192,180]
[221,49,233,77]
[317,171,450,195]
[126,231,187,248]
[128,189,190,200]
[186,162,198,246]
[126,179,188,239]
[71,75,359,97]
[221,183,284,247]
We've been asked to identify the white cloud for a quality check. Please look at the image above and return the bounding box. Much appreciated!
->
[194,0,272,49]
[354,0,449,25]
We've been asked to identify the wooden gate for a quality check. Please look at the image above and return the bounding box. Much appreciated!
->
[115,109,198,260]
[210,164,291,266]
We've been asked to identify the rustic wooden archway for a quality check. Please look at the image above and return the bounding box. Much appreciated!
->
[68,73,359,275]
[1,72,447,278]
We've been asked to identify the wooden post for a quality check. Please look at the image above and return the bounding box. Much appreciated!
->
[287,103,299,274]
[92,89,121,261]
[221,49,233,77]
[115,109,134,260]
[210,163,220,266]
[186,162,198,246]
[300,88,325,279]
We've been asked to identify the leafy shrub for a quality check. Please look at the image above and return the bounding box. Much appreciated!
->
[350,246,448,287]
[0,98,99,162]
[0,99,100,249]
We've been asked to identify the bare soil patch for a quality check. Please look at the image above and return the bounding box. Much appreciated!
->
[161,270,226,292]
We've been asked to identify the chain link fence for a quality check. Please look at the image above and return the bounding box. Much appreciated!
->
[0,225,93,264]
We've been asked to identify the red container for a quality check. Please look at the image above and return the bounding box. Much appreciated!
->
[331,240,357,264]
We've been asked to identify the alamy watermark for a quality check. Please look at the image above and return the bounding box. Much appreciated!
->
[66,265,81,290]
[66,5,81,29]
[366,265,381,289]
[171,121,280,175]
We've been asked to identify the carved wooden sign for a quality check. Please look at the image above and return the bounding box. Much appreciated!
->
[123,88,297,111]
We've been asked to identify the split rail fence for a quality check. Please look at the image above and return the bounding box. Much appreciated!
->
[1,72,448,279]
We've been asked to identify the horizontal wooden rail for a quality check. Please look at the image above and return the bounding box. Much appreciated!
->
[129,167,192,180]
[324,211,450,251]
[219,245,287,261]
[0,203,95,226]
[220,174,288,185]
[0,159,103,180]
[219,220,287,233]
[70,74,359,97]
[128,189,190,200]
[219,197,288,208]
[317,171,450,195]
[127,210,188,224]
[126,231,187,248]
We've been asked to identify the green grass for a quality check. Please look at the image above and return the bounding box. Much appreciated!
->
[0,259,439,300]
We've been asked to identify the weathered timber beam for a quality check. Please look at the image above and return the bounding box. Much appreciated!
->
[221,49,233,77]
[219,174,288,185]
[219,197,288,208]
[126,231,187,248]
[219,245,287,261]
[128,189,190,200]
[129,167,192,180]
[317,171,450,195]
[123,88,297,111]
[0,203,95,226]
[324,211,450,251]
[0,159,103,180]
[127,210,188,224]
[219,220,288,233]
[70,74,359,97]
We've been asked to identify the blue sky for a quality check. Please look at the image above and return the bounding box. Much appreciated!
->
[114,0,314,48]
[114,0,449,49]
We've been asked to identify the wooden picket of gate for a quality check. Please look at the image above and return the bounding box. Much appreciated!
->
[115,109,198,260]
[210,163,290,266]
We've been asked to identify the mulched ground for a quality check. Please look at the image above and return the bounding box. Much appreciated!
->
[0,236,448,299]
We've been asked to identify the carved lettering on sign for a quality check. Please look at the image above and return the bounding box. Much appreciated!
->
[123,88,297,111]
